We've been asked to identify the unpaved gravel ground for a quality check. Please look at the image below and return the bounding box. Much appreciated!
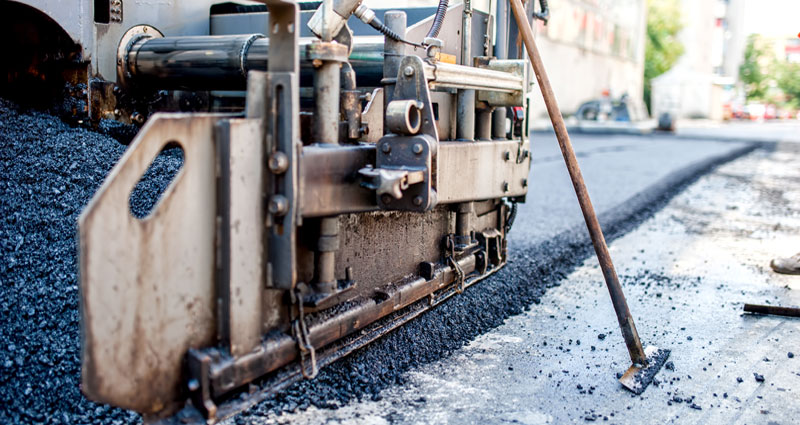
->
[0,99,761,424]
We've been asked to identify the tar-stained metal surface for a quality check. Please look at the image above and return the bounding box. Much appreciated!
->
[437,139,531,203]
[309,208,453,302]
[215,119,266,357]
[79,114,222,415]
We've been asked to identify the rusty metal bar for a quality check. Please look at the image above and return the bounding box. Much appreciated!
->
[744,304,800,318]
[203,252,481,398]
[509,0,647,366]
[425,61,524,93]
[298,139,530,217]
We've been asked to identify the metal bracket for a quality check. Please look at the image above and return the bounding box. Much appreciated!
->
[358,167,425,200]
[391,55,439,139]
[371,55,439,212]
[374,134,437,211]
[250,0,300,290]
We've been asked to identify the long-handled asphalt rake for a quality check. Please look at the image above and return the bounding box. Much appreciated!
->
[509,0,670,394]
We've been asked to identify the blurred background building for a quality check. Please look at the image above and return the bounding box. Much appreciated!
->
[528,0,648,119]
[651,0,800,122]
[366,0,798,123]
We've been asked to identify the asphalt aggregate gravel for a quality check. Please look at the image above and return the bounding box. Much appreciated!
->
[0,98,759,424]
[0,98,180,424]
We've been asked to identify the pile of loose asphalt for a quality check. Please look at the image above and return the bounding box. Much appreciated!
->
[0,98,758,424]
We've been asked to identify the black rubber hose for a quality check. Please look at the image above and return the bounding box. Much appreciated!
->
[369,18,422,47]
[534,0,550,24]
[425,0,449,40]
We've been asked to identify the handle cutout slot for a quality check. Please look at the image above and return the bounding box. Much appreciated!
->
[129,141,184,219]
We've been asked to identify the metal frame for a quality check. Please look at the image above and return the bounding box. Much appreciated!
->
[77,2,535,423]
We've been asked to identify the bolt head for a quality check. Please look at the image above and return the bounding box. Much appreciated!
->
[381,143,391,154]
[412,196,424,206]
[412,143,424,154]
[268,195,289,216]
[381,194,393,205]
[130,113,145,125]
[403,66,415,77]
[268,152,289,174]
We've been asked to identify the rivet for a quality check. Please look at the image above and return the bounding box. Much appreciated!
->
[413,196,424,206]
[381,194,393,205]
[403,66,415,77]
[412,143,423,154]
[381,143,391,154]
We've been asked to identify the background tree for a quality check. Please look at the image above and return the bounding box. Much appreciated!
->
[775,61,800,109]
[644,0,684,110]
[739,35,773,102]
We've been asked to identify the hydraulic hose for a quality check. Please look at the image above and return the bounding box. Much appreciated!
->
[354,4,421,47]
[425,0,449,40]
[534,0,549,24]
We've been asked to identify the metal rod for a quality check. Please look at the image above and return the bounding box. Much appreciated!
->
[744,304,800,318]
[425,61,523,93]
[456,0,475,141]
[475,110,493,141]
[455,201,474,245]
[383,11,407,120]
[124,35,524,95]
[492,0,509,139]
[509,0,647,366]
[312,37,343,292]
[313,58,340,144]
[125,36,385,90]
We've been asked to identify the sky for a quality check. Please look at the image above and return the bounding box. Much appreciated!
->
[742,0,800,37]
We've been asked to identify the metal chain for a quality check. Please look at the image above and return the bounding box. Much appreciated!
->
[505,200,518,234]
[448,255,466,294]
[291,288,318,380]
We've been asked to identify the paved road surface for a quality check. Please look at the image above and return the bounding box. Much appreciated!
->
[230,124,800,424]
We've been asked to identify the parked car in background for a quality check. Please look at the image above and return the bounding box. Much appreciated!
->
[744,103,766,121]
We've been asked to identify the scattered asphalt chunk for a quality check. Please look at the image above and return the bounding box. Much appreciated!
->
[754,373,765,383]
[737,377,744,383]
[789,352,795,359]
[597,333,606,340]
[665,361,675,371]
